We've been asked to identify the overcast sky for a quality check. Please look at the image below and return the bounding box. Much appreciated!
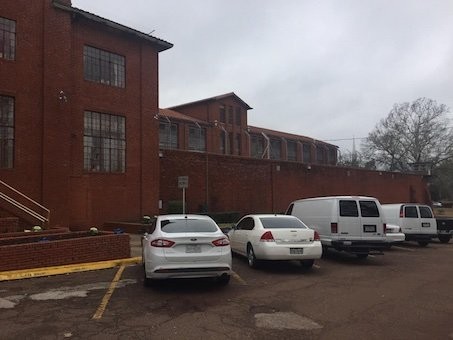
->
[73,0,453,152]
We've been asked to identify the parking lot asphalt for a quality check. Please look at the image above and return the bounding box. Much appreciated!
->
[1,239,453,339]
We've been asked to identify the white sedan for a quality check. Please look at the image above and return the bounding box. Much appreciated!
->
[227,214,322,269]
[142,214,232,286]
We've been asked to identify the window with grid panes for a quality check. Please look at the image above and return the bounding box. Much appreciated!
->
[84,111,126,172]
[188,125,206,151]
[0,96,14,168]
[159,121,178,149]
[83,46,125,88]
[0,17,16,60]
[287,140,297,161]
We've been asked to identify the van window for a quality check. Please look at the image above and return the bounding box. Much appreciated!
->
[359,201,380,217]
[404,206,418,218]
[419,206,433,218]
[339,200,359,217]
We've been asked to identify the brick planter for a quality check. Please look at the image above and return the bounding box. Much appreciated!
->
[0,231,130,272]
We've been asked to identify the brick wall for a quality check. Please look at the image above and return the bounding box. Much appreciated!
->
[0,217,20,233]
[159,150,431,217]
[0,231,130,271]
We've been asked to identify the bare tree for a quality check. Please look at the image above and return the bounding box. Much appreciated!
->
[362,98,453,172]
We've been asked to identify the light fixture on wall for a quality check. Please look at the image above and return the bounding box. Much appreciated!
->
[58,90,67,102]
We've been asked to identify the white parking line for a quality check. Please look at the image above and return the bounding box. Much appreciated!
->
[231,271,247,285]
[392,246,416,252]
[313,264,321,269]
[368,255,375,258]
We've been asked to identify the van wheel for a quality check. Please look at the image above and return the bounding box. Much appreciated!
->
[418,241,429,247]
[247,245,259,268]
[300,259,314,269]
[438,235,451,244]
[356,253,368,259]
[217,274,230,286]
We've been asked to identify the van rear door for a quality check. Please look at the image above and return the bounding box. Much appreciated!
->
[402,205,420,234]
[418,205,436,235]
[359,200,384,239]
[338,200,362,240]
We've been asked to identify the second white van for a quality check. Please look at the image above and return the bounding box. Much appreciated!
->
[286,196,389,258]
[381,203,437,246]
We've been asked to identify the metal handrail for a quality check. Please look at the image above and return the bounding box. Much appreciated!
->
[0,179,50,226]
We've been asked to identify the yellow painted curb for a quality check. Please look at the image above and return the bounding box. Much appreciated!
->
[0,257,142,282]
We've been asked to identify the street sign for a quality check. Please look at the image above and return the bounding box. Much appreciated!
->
[178,176,189,189]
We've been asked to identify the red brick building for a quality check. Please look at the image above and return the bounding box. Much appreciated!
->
[158,93,338,165]
[0,0,172,229]
[0,0,431,231]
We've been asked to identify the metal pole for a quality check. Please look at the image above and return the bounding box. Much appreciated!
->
[182,187,186,214]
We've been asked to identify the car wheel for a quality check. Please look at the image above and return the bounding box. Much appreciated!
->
[247,245,259,268]
[300,259,314,269]
[438,235,451,244]
[356,253,368,259]
[418,241,429,247]
[217,274,230,286]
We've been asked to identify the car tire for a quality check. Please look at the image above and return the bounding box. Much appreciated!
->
[356,253,368,259]
[300,259,314,269]
[247,245,259,268]
[217,274,230,286]
[438,235,451,244]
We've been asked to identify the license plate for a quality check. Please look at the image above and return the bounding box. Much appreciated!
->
[290,248,304,254]
[186,245,201,253]
[422,223,430,228]
[363,225,376,232]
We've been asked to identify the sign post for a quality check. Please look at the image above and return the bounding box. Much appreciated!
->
[178,176,189,214]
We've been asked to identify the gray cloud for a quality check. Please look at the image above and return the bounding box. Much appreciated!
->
[73,0,453,151]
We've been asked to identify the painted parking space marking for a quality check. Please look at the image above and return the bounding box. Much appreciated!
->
[92,265,126,320]
[392,246,416,252]
[231,271,247,285]
[0,279,136,309]
[0,257,141,282]
[313,264,321,269]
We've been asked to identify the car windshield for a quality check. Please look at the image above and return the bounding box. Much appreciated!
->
[259,216,307,229]
[160,218,218,233]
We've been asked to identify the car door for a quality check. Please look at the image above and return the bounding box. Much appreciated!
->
[232,217,254,255]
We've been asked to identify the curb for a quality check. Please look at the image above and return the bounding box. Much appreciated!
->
[0,257,142,282]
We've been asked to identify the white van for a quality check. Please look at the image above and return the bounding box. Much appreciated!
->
[381,204,437,246]
[286,196,389,258]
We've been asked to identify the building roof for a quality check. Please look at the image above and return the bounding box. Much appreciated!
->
[52,0,173,52]
[248,125,338,148]
[158,109,208,125]
[167,92,253,111]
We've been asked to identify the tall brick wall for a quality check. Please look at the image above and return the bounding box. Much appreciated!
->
[159,150,431,216]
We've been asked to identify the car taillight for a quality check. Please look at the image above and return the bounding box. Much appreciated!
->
[314,231,320,241]
[331,223,338,233]
[260,231,275,242]
[150,239,175,247]
[383,223,387,233]
[212,237,230,247]
[399,206,404,218]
